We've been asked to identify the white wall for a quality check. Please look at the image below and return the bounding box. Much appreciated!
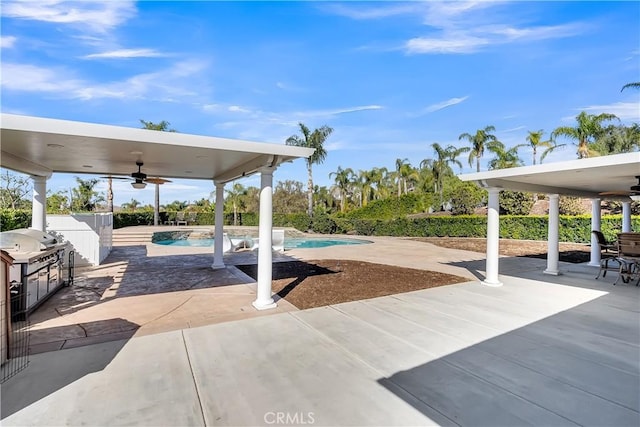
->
[47,214,113,266]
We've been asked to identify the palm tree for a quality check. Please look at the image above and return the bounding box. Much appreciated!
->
[459,125,498,172]
[121,198,141,212]
[621,82,640,91]
[71,177,103,212]
[225,182,246,226]
[525,130,553,165]
[139,119,176,132]
[552,111,618,159]
[286,122,333,217]
[394,158,418,197]
[486,141,525,170]
[140,119,176,224]
[539,140,567,163]
[357,170,375,207]
[422,143,467,204]
[329,166,354,213]
[369,167,391,200]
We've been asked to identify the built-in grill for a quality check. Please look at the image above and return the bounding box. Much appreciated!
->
[0,229,69,319]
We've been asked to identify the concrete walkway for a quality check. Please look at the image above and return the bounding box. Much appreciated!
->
[2,259,638,426]
[24,232,488,354]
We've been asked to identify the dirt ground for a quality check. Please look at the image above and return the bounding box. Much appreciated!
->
[237,260,466,310]
[415,237,591,263]
[238,238,592,310]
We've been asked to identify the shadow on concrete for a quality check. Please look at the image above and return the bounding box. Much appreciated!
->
[1,322,132,419]
[28,318,138,355]
[377,292,640,426]
[235,260,337,298]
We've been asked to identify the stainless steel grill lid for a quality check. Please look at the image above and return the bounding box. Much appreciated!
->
[0,228,58,252]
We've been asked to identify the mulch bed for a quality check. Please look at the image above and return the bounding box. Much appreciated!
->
[410,237,592,264]
[236,260,467,310]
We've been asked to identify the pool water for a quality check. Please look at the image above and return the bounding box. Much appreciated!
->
[154,237,371,249]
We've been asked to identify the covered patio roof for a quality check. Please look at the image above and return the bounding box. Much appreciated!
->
[459,152,640,200]
[0,113,313,183]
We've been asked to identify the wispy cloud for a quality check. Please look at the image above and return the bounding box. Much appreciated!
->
[406,34,489,54]
[500,126,526,133]
[1,63,82,93]
[0,36,17,48]
[409,96,469,116]
[1,1,136,33]
[580,102,640,121]
[228,105,251,113]
[332,1,584,55]
[321,3,424,20]
[83,48,167,59]
[405,23,583,55]
[301,105,383,117]
[1,59,210,101]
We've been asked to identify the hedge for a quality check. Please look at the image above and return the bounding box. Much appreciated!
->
[1,209,638,244]
[327,214,639,244]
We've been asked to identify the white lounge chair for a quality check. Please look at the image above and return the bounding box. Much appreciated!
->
[251,229,285,252]
[219,233,256,253]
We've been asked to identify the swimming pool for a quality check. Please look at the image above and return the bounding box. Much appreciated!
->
[154,236,371,249]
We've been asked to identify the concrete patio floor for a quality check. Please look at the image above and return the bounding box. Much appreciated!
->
[1,232,639,426]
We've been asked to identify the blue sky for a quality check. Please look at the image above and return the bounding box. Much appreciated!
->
[1,1,639,207]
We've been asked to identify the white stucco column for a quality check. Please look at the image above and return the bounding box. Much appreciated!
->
[544,194,561,275]
[211,182,226,270]
[621,201,631,232]
[253,168,277,310]
[588,198,602,267]
[31,175,47,231]
[483,187,502,287]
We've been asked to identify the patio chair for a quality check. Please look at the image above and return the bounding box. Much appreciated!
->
[592,230,619,279]
[250,229,285,252]
[176,212,187,226]
[186,212,198,225]
[614,232,640,286]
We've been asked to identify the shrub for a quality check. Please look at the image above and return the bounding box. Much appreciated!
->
[559,196,589,215]
[311,212,337,234]
[449,182,486,215]
[346,193,428,220]
[274,213,311,231]
[499,191,534,215]
[0,209,31,231]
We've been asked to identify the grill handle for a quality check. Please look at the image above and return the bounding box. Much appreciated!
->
[67,250,74,287]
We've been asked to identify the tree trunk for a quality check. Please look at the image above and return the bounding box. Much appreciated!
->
[233,202,238,226]
[307,162,313,218]
[107,177,114,213]
[476,156,481,172]
[533,147,537,166]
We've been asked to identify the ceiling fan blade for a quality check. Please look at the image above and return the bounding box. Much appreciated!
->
[100,176,132,181]
[145,177,172,184]
[599,191,632,196]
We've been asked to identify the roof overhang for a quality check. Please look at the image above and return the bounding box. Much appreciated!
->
[459,152,640,200]
[0,113,314,183]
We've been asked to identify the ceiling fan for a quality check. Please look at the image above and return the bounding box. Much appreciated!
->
[101,161,172,190]
[598,175,640,198]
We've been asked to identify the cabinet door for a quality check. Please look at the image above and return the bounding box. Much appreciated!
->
[26,274,38,309]
[38,268,49,301]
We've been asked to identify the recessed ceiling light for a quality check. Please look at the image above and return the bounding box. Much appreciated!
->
[196,155,208,159]
[185,170,193,174]
[47,143,64,148]
[130,151,143,156]
[82,165,93,168]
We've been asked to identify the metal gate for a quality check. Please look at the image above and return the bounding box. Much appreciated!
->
[1,290,30,383]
